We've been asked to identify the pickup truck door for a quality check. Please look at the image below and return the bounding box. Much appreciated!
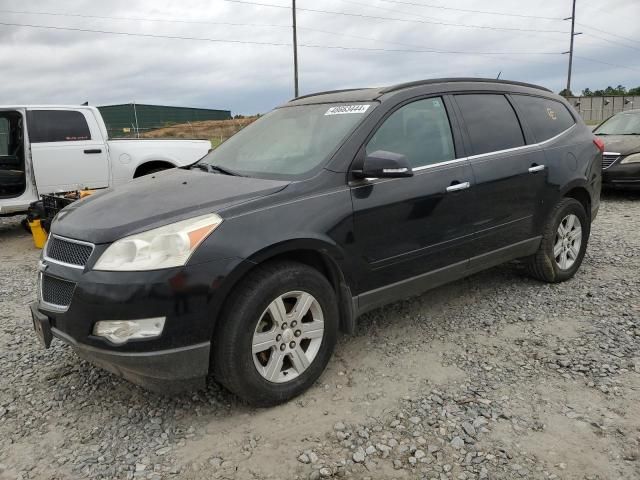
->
[28,109,109,194]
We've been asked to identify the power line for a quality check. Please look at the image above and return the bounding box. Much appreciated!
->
[301,26,559,55]
[220,0,570,35]
[0,9,566,55]
[337,0,440,22]
[574,55,640,73]
[367,0,564,21]
[0,20,562,56]
[0,9,290,30]
[583,32,640,53]
[576,22,640,46]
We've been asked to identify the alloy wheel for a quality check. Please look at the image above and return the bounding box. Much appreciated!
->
[553,213,582,270]
[251,291,324,383]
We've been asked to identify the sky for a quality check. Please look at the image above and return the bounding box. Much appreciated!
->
[0,0,638,114]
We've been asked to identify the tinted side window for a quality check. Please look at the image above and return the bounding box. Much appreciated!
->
[511,95,575,142]
[28,110,91,143]
[366,97,455,168]
[0,118,8,155]
[455,94,525,156]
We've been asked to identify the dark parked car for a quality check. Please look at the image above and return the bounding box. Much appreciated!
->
[30,78,602,406]
[594,109,640,189]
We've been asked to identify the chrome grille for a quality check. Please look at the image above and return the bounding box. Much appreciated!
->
[45,235,94,267]
[41,275,76,308]
[602,154,620,170]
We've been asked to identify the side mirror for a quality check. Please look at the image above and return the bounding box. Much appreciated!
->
[354,150,413,179]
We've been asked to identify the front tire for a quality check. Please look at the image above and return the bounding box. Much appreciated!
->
[212,261,338,407]
[526,198,590,283]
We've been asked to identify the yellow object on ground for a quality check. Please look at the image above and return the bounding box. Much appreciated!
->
[28,219,47,249]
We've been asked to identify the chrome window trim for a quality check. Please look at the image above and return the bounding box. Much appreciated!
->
[355,122,577,185]
[39,272,73,312]
[43,234,95,270]
[412,157,469,172]
[465,123,577,162]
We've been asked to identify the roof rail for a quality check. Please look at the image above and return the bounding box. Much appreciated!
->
[380,78,552,94]
[290,88,371,102]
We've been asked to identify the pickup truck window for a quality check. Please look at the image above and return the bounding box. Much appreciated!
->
[198,103,374,180]
[27,110,92,143]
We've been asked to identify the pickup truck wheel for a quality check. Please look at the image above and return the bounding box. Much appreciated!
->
[212,261,338,407]
[526,198,590,283]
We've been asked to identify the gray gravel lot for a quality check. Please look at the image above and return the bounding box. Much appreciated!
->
[1,191,639,480]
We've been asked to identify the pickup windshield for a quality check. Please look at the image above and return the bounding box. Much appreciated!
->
[595,111,640,135]
[197,103,374,179]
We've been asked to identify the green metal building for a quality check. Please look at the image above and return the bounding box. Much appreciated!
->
[98,103,231,138]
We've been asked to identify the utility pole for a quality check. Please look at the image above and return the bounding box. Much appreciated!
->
[563,0,582,96]
[292,0,299,97]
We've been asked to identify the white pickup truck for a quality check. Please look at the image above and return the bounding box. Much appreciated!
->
[0,105,211,216]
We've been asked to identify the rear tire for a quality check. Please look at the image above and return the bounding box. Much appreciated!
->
[526,198,590,283]
[212,261,338,407]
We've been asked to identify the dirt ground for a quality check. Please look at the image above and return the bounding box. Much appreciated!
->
[1,190,639,480]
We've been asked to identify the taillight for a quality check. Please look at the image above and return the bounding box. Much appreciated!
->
[593,137,605,153]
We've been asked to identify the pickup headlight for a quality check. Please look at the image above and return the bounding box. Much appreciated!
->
[94,213,222,271]
[620,153,640,164]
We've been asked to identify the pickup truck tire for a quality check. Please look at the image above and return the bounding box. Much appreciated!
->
[212,261,338,407]
[526,198,590,283]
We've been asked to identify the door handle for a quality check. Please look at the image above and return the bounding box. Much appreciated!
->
[84,149,102,154]
[446,181,471,193]
[528,164,545,173]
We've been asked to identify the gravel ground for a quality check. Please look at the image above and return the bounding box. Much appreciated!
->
[1,191,639,480]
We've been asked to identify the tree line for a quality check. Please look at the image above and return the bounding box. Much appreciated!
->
[559,85,640,97]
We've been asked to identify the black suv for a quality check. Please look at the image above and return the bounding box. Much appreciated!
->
[31,78,602,406]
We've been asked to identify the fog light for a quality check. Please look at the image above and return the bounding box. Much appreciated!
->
[93,318,165,345]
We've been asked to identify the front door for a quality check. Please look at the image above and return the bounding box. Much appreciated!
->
[349,97,476,303]
[28,109,109,194]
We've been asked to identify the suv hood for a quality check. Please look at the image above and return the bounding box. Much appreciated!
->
[51,168,289,244]
[595,134,640,155]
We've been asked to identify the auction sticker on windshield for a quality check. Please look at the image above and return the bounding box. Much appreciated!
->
[325,104,371,115]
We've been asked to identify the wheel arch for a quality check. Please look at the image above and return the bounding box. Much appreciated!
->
[213,240,357,336]
[561,184,592,220]
[133,160,177,178]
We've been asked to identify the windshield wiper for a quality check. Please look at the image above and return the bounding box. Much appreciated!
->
[209,165,244,176]
[190,163,243,176]
[191,163,212,172]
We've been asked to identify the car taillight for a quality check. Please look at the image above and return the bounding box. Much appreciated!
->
[593,137,605,153]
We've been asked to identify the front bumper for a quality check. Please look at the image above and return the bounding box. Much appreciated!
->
[32,303,210,392]
[603,162,640,189]
[33,256,247,392]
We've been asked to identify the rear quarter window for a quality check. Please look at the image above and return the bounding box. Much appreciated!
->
[27,110,92,143]
[454,94,525,156]
[511,95,575,142]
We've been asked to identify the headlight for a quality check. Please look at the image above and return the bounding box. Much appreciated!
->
[94,213,222,271]
[620,153,640,164]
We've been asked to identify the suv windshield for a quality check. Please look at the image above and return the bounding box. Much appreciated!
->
[595,111,640,135]
[197,103,374,179]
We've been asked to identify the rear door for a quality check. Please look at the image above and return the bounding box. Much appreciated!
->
[349,96,475,297]
[28,109,109,194]
[452,93,547,256]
